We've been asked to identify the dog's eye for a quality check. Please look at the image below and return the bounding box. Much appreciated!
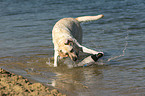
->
[70,49,74,53]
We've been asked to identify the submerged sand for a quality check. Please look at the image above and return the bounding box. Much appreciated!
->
[0,68,66,96]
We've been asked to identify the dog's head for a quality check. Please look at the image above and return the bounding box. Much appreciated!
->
[58,39,80,61]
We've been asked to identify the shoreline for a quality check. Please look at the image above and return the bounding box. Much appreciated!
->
[0,68,66,96]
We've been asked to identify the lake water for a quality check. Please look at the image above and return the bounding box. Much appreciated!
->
[0,0,145,96]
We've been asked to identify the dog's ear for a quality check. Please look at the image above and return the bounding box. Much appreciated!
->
[64,39,73,45]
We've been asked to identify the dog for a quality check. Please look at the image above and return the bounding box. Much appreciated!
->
[52,14,104,67]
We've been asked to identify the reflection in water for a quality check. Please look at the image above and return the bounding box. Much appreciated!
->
[49,66,104,96]
[0,55,105,96]
[1,53,145,96]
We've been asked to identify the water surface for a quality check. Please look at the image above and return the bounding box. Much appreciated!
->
[0,0,145,96]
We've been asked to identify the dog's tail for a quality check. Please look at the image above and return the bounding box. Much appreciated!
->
[75,14,104,23]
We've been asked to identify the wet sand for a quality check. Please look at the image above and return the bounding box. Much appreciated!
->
[0,68,66,96]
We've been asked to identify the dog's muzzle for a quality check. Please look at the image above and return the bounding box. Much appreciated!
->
[69,52,78,61]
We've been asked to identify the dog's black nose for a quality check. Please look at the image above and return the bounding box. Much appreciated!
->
[73,57,77,61]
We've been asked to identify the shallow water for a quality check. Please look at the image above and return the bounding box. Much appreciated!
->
[0,0,145,95]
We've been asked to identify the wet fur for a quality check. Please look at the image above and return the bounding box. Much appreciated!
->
[52,15,104,67]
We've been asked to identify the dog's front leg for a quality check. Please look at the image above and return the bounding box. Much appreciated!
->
[54,50,59,67]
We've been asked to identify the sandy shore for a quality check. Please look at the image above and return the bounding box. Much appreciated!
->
[0,68,66,96]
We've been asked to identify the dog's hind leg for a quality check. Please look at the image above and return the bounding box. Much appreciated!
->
[81,46,104,55]
[73,39,104,55]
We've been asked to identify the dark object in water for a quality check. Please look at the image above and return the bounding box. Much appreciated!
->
[77,53,104,67]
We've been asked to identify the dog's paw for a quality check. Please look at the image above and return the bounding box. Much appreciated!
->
[54,64,57,67]
[97,52,104,56]
[97,53,104,58]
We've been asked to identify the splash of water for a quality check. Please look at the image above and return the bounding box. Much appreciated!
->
[107,30,129,61]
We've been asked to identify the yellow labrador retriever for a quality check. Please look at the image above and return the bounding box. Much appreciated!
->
[52,14,104,67]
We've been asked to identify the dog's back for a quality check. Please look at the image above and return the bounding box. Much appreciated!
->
[52,14,104,45]
[52,18,82,45]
